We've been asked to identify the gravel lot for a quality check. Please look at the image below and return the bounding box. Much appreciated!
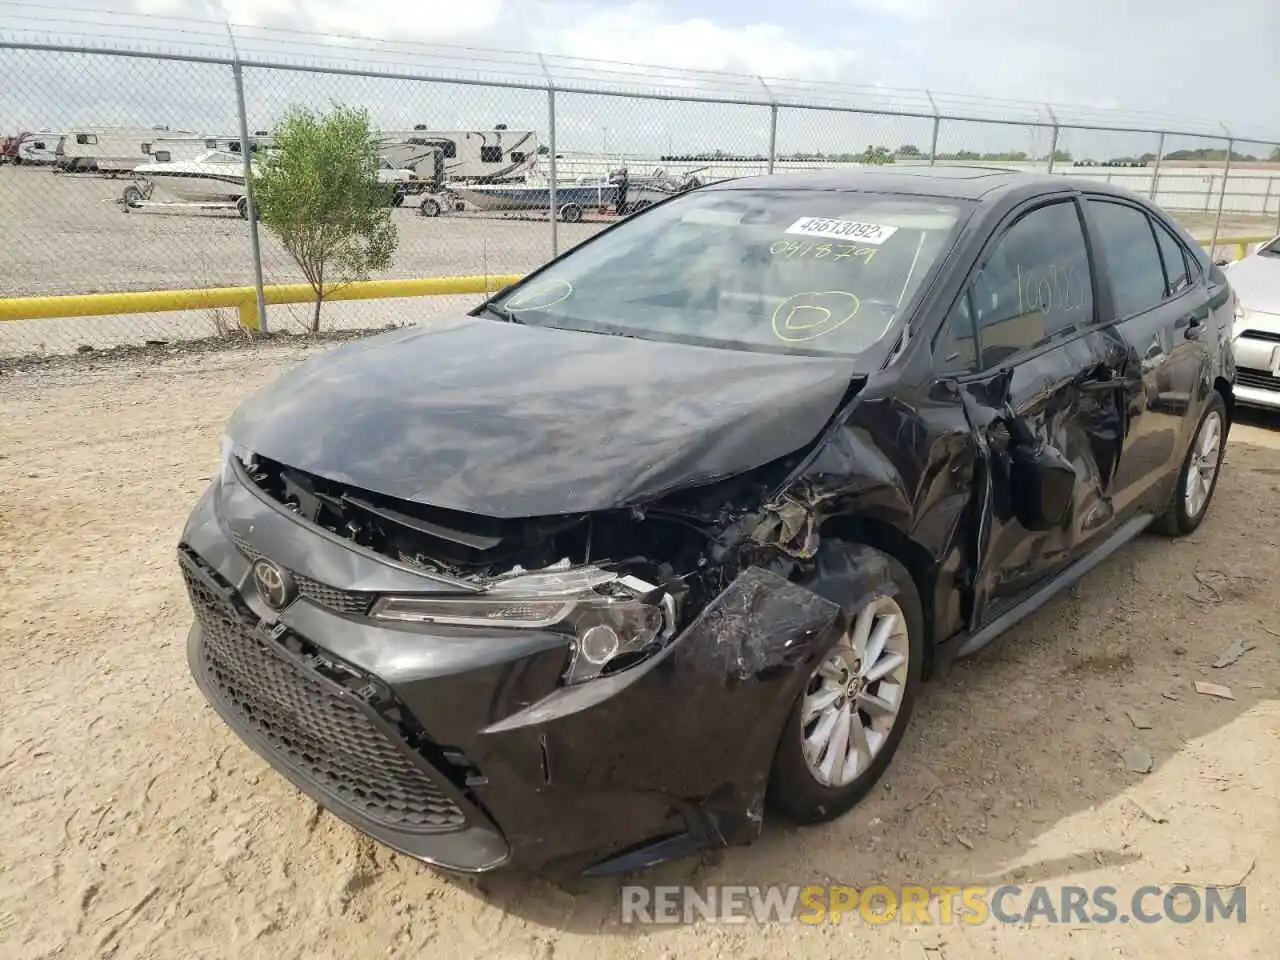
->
[1,341,1278,959]
[2,164,1277,358]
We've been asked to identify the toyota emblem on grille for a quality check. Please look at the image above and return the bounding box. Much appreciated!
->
[252,558,296,610]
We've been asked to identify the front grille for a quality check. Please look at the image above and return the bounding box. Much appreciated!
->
[180,550,468,833]
[1237,367,1280,392]
[232,536,374,615]
[1241,329,1280,344]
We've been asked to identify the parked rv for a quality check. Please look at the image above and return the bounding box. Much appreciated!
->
[146,134,274,165]
[15,132,61,166]
[378,128,539,184]
[56,126,193,173]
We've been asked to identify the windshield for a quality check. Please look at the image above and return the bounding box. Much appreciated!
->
[489,188,969,357]
[1259,236,1280,257]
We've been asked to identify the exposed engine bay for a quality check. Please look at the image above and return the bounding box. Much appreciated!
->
[236,452,817,633]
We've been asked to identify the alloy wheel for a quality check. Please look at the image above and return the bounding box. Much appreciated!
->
[801,595,910,788]
[1184,409,1223,519]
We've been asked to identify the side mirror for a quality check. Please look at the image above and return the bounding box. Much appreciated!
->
[1005,414,1076,531]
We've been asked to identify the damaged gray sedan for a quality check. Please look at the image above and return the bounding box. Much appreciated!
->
[179,167,1236,879]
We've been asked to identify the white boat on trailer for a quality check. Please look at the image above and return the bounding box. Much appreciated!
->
[121,149,420,217]
[432,169,622,222]
[121,149,251,217]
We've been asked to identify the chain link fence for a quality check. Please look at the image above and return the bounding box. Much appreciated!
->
[2,8,1279,358]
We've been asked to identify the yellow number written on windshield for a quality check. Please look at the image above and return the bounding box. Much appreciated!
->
[770,240,878,264]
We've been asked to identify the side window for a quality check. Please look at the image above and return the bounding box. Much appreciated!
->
[1152,220,1191,295]
[1086,199,1166,318]
[968,201,1094,368]
[480,146,503,163]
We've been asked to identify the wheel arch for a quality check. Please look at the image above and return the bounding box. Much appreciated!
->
[817,514,941,679]
[1214,375,1234,430]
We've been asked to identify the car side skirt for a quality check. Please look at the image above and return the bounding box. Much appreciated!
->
[932,512,1154,671]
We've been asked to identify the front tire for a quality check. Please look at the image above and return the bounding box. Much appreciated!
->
[1152,390,1227,536]
[768,544,924,824]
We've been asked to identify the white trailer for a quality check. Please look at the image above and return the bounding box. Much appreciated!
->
[16,131,62,165]
[146,133,274,164]
[55,126,195,173]
[377,128,539,184]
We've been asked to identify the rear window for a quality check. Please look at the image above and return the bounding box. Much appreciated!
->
[494,188,968,357]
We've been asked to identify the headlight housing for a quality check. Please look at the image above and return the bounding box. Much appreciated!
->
[371,567,677,685]
[1231,294,1246,341]
[219,435,255,485]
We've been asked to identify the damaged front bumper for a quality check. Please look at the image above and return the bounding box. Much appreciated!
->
[178,472,845,878]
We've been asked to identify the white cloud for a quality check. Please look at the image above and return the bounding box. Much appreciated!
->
[525,3,860,82]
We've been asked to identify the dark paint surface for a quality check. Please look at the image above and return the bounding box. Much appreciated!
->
[226,315,857,518]
[181,170,1238,878]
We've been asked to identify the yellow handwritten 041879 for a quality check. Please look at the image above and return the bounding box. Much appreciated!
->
[770,240,877,264]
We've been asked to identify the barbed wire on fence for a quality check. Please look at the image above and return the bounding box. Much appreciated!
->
[4,0,1280,142]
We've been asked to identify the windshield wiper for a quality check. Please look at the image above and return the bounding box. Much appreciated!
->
[483,302,523,324]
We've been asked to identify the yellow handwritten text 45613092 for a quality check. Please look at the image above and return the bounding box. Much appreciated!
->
[771,240,877,264]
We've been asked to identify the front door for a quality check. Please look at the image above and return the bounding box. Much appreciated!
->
[934,196,1129,626]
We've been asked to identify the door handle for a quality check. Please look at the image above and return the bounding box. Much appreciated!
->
[1177,309,1209,340]
[1076,370,1142,394]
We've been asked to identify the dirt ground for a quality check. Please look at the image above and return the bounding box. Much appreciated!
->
[1,342,1278,960]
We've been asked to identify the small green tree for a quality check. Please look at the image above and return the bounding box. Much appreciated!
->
[252,104,398,331]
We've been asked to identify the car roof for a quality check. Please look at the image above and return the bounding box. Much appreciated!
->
[707,165,1125,202]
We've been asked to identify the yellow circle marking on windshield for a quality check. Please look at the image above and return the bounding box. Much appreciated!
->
[507,279,574,311]
[772,291,861,342]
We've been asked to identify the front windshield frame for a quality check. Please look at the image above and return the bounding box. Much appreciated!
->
[476,185,974,367]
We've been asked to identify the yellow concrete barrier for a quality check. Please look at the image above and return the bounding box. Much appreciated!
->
[0,232,1276,330]
[0,274,526,330]
[1195,234,1274,263]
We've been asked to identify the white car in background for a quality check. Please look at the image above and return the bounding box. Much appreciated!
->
[1224,235,1280,410]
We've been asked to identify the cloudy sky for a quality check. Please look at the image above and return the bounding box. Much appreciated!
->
[1,0,1277,155]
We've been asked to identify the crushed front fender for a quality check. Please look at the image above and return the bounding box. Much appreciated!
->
[476,566,846,875]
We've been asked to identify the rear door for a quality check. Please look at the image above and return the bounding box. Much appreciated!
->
[1081,197,1214,517]
[932,195,1129,624]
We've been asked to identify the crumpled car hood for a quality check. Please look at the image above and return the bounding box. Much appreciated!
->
[226,316,858,518]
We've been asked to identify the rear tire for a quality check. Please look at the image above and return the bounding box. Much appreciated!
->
[419,198,441,217]
[768,544,924,824]
[1152,391,1227,536]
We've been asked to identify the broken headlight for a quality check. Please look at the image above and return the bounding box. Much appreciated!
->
[369,567,677,685]
[219,435,254,486]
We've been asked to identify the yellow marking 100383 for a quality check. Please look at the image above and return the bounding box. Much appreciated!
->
[771,291,861,342]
